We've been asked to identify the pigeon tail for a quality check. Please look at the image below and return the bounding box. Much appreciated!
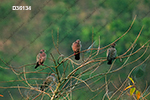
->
[35,62,44,69]
[40,85,44,91]
[107,60,112,65]
[75,53,80,60]
[35,62,40,69]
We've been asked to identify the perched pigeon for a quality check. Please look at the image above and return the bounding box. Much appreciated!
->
[24,87,40,99]
[40,73,56,91]
[72,39,81,60]
[35,49,46,69]
[106,43,117,65]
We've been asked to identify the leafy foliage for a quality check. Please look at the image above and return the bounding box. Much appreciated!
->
[124,77,141,100]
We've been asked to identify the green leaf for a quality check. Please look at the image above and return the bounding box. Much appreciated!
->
[130,87,136,96]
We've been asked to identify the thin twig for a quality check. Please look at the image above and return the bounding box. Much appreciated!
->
[8,91,14,100]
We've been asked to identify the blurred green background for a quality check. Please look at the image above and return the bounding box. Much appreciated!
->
[0,0,150,99]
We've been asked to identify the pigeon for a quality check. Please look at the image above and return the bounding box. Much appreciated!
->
[40,73,56,91]
[35,49,47,69]
[24,87,40,99]
[106,43,117,65]
[72,39,82,60]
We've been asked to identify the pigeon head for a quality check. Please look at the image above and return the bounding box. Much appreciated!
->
[51,73,55,77]
[40,49,45,53]
[111,43,116,48]
[76,39,80,44]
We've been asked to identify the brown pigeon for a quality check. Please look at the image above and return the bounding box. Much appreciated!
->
[40,73,56,91]
[72,39,81,60]
[106,43,117,65]
[35,49,47,69]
